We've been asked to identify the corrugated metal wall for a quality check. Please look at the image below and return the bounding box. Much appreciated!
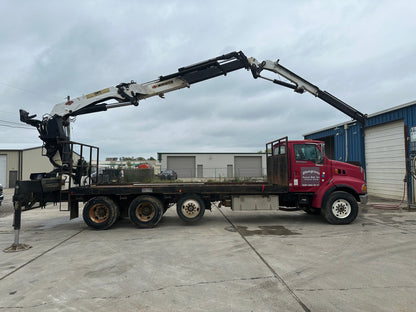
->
[304,101,416,201]
[305,123,365,166]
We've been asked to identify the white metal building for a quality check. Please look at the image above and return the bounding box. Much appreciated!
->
[0,144,54,188]
[364,120,406,200]
[157,153,267,179]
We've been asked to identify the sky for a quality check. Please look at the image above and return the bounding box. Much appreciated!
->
[1,0,415,160]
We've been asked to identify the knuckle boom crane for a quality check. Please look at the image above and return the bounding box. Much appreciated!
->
[20,51,366,177]
[8,51,368,251]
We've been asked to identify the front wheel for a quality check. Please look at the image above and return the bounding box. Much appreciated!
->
[324,191,358,224]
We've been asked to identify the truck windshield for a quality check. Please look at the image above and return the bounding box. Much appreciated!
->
[294,144,324,163]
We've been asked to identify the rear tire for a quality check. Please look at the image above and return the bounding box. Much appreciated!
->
[128,195,163,228]
[177,194,205,223]
[83,196,119,230]
[324,191,358,224]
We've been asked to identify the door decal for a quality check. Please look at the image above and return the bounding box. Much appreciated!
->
[301,167,320,186]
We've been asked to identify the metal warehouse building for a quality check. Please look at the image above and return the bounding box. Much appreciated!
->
[304,100,416,203]
[157,153,267,179]
[0,145,54,188]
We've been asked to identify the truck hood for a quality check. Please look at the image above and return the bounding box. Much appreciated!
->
[330,160,365,180]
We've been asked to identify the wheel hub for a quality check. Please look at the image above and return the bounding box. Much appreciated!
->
[182,200,200,217]
[136,203,156,221]
[90,204,109,223]
[142,206,152,215]
[332,199,351,219]
[186,203,196,212]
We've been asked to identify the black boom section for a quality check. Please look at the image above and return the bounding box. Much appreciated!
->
[317,90,367,125]
[159,51,250,85]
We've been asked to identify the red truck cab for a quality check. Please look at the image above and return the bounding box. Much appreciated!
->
[269,138,367,224]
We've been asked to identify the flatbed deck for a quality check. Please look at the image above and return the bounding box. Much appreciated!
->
[62,182,289,221]
[68,182,289,198]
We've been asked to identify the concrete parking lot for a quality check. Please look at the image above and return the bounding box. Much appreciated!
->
[1,187,416,312]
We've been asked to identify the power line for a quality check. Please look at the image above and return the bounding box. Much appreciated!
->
[0,124,34,130]
[0,81,63,102]
[0,119,34,130]
[0,109,17,115]
[0,119,24,126]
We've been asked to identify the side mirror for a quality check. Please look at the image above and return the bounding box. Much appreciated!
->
[316,154,324,164]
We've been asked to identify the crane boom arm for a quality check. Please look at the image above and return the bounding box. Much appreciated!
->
[50,51,250,117]
[247,58,367,124]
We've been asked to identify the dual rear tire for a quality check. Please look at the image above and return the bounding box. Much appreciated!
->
[83,196,120,230]
[128,195,164,228]
[83,195,164,229]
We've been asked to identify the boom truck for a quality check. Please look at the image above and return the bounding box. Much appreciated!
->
[12,51,368,238]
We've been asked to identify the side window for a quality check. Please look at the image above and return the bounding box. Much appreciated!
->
[294,145,306,161]
[273,145,286,155]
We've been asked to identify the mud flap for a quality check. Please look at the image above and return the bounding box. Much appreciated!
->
[70,200,79,219]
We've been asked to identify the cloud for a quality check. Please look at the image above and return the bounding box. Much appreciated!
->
[1,0,416,159]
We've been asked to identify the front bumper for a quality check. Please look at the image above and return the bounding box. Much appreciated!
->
[359,193,368,205]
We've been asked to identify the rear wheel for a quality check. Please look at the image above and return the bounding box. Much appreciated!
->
[128,195,163,228]
[177,194,205,223]
[324,191,358,224]
[83,196,119,230]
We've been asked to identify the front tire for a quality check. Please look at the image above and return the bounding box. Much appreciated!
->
[83,196,119,230]
[324,191,358,224]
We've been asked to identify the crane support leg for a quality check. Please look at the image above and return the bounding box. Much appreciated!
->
[3,202,32,252]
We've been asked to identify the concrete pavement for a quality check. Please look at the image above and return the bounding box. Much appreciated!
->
[1,188,415,311]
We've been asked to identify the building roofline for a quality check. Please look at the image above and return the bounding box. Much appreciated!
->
[157,152,265,154]
[0,145,42,151]
[157,152,266,162]
[303,99,416,137]
[367,99,416,117]
[302,120,357,137]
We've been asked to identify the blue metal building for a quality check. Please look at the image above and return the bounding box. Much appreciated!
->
[304,100,416,203]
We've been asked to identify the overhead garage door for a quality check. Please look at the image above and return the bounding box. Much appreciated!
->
[0,155,6,187]
[365,120,406,200]
[167,156,196,178]
[234,156,262,178]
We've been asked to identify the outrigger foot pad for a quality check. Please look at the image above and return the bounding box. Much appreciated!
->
[3,243,32,253]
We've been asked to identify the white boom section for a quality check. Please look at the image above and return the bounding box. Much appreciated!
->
[247,57,319,95]
[247,57,366,124]
[50,77,190,117]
